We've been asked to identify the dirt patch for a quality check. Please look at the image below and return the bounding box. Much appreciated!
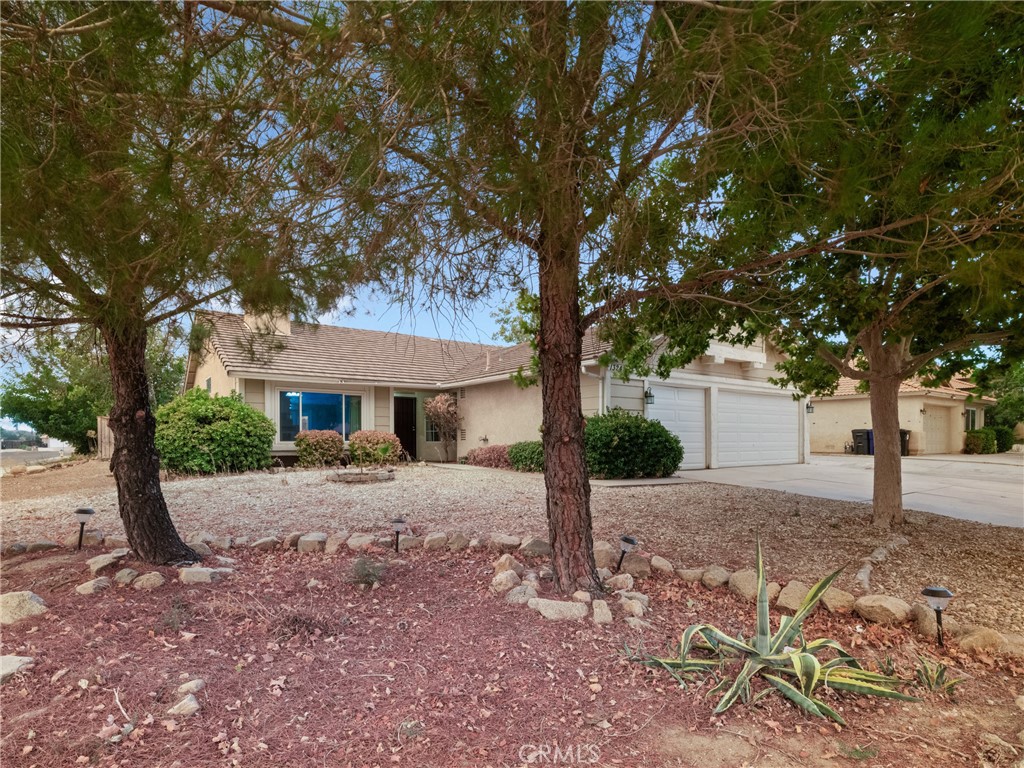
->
[0,547,1021,767]
[0,459,114,503]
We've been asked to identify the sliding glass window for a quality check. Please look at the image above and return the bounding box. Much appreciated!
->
[279,391,362,441]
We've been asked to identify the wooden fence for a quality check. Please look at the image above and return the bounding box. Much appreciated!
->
[96,416,115,460]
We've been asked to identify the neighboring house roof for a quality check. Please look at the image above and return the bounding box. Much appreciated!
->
[819,373,995,403]
[191,311,501,388]
[443,328,613,386]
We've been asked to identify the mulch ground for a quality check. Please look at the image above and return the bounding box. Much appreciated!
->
[2,544,1022,768]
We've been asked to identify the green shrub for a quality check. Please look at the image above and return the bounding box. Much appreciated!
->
[155,389,274,474]
[585,408,683,479]
[508,440,545,472]
[294,430,347,467]
[348,430,403,466]
[991,424,1015,453]
[964,428,997,454]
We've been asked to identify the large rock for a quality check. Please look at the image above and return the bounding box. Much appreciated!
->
[909,603,962,641]
[0,655,34,684]
[701,566,732,590]
[605,573,634,592]
[854,595,911,625]
[104,535,129,550]
[250,536,280,551]
[447,533,471,551]
[527,598,588,621]
[959,627,1007,653]
[621,553,651,580]
[7,464,26,475]
[25,464,46,475]
[423,532,448,551]
[179,567,233,585]
[76,577,112,596]
[650,555,674,576]
[619,597,645,618]
[488,534,521,553]
[325,532,350,555]
[297,533,327,553]
[178,678,206,695]
[821,587,857,614]
[62,532,104,548]
[593,542,618,570]
[397,535,423,551]
[25,541,59,553]
[114,568,139,586]
[597,567,613,581]
[85,552,124,575]
[166,694,200,717]
[676,568,705,584]
[209,536,232,551]
[592,600,613,625]
[346,534,376,551]
[518,537,552,557]
[133,572,165,591]
[728,570,759,601]
[572,591,592,604]
[2,543,27,557]
[282,532,303,549]
[505,584,538,606]
[619,591,651,609]
[493,554,524,577]
[190,542,213,557]
[0,591,48,625]
[490,570,521,594]
[187,530,216,545]
[777,581,810,613]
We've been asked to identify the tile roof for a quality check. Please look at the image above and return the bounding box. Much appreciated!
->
[444,328,613,384]
[200,311,501,388]
[825,373,990,400]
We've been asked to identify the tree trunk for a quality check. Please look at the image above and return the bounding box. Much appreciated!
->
[538,252,601,593]
[103,323,197,564]
[868,372,905,528]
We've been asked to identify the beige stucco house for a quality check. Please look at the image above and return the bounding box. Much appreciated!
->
[186,311,810,469]
[808,375,995,455]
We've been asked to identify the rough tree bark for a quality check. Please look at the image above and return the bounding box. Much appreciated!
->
[863,334,906,529]
[539,249,601,593]
[103,322,198,564]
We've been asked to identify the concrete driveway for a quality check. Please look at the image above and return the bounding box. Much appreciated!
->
[680,453,1024,528]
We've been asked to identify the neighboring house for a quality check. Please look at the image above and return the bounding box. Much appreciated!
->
[186,311,810,469]
[808,375,996,455]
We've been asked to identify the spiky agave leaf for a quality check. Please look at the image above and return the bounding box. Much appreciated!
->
[771,566,844,653]
[790,652,823,698]
[712,659,761,714]
[763,673,826,720]
[755,536,771,656]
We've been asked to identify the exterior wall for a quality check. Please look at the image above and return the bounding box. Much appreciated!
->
[457,379,543,458]
[609,378,644,413]
[242,378,265,411]
[809,394,978,455]
[374,386,392,432]
[193,346,237,397]
[580,372,601,416]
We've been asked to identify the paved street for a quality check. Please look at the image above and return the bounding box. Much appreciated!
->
[679,453,1024,528]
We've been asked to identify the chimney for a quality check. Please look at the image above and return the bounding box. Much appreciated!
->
[243,311,291,336]
[485,351,491,371]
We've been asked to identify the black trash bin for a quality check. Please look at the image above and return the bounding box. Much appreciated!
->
[867,429,875,455]
[852,429,870,455]
[900,429,911,457]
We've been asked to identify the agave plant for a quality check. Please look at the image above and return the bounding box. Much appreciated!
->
[914,655,962,696]
[637,539,919,725]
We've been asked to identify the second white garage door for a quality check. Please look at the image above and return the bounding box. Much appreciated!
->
[717,391,800,467]
[647,385,706,469]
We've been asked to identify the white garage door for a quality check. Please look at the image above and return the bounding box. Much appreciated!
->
[647,385,706,469]
[717,391,799,467]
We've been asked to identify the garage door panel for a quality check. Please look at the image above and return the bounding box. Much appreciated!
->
[647,386,705,470]
[717,391,799,467]
[923,409,950,454]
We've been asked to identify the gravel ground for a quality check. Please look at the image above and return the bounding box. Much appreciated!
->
[3,462,1023,632]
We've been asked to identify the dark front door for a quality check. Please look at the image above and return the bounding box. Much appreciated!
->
[393,397,417,460]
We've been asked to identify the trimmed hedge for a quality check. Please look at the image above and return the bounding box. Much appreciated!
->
[294,430,347,467]
[585,408,683,479]
[348,430,403,466]
[465,444,512,469]
[992,424,1015,453]
[508,440,545,472]
[964,428,997,454]
[155,389,275,474]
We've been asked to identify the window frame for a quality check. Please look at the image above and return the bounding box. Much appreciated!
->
[275,387,365,445]
[964,407,978,431]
